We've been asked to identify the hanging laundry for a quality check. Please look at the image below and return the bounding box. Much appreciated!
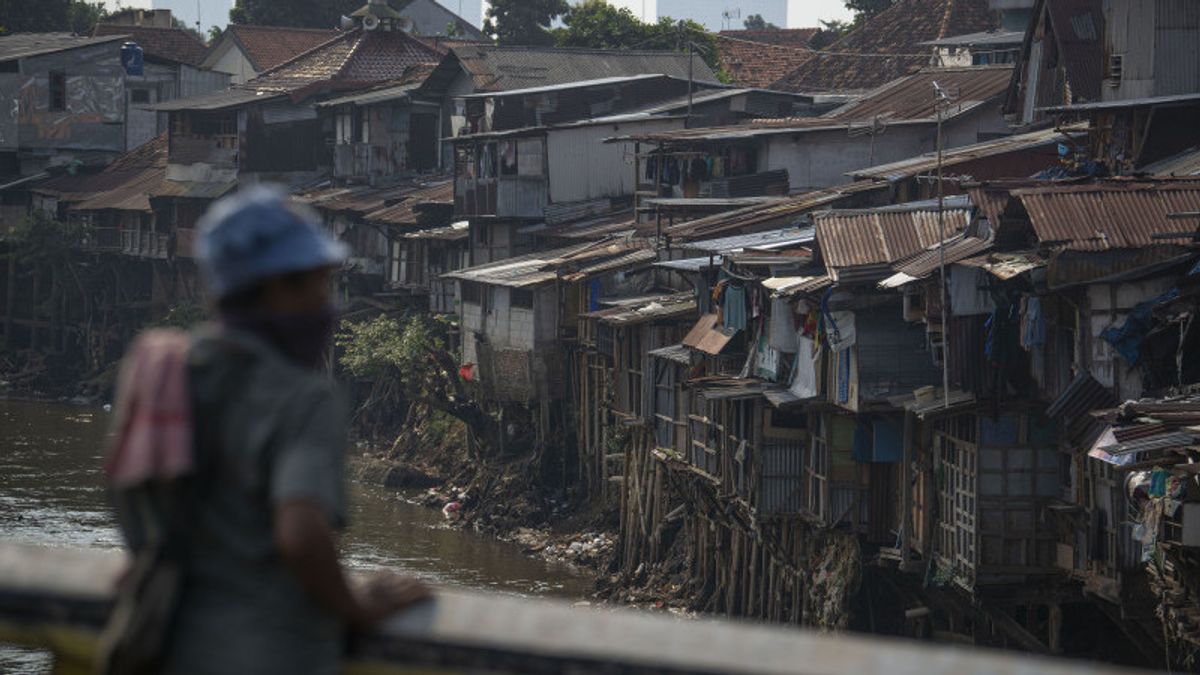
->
[1020,295,1045,350]
[769,298,799,353]
[788,335,819,399]
[723,285,748,331]
[949,266,996,316]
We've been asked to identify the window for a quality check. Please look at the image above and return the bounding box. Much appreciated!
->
[48,71,66,112]
[461,281,483,306]
[336,111,353,145]
[359,108,370,144]
[511,288,534,309]
[1107,54,1124,84]
[499,140,518,176]
[474,223,490,246]
[131,89,151,104]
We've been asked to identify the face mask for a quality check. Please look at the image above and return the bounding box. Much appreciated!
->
[222,305,338,369]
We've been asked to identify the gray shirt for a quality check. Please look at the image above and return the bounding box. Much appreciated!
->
[165,326,348,675]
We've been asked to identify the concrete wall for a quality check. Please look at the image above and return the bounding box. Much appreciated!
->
[763,106,1010,192]
[546,118,684,204]
[206,41,257,85]
[13,43,127,159]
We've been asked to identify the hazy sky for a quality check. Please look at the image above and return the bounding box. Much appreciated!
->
[105,0,852,32]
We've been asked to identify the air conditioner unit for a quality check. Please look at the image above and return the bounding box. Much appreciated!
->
[363,15,381,31]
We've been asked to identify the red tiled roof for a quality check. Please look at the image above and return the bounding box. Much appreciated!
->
[249,27,444,94]
[772,0,998,93]
[714,35,814,89]
[93,24,208,67]
[717,28,823,48]
[224,24,341,72]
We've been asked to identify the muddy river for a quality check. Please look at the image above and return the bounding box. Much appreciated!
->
[0,398,591,673]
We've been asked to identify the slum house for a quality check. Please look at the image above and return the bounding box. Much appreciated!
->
[770,0,1002,94]
[443,240,659,473]
[0,32,226,184]
[315,65,446,184]
[859,177,1200,662]
[846,124,1087,202]
[297,178,455,302]
[0,133,212,371]
[920,30,1026,68]
[421,44,722,167]
[1045,94,1200,176]
[615,65,1017,218]
[145,3,446,254]
[1004,0,1106,126]
[92,20,228,150]
[713,34,818,91]
[456,75,728,136]
[452,114,688,266]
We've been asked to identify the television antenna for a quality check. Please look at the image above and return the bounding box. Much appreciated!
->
[722,8,742,30]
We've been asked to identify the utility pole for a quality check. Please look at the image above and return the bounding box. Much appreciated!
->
[934,81,951,410]
[687,39,694,125]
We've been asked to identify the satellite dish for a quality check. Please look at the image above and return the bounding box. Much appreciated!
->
[363,15,381,30]
[339,15,355,30]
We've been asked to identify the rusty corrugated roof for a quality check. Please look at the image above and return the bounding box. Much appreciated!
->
[816,199,973,280]
[849,125,1085,181]
[664,181,889,240]
[1014,179,1200,250]
[445,240,656,288]
[682,314,738,355]
[827,65,1013,122]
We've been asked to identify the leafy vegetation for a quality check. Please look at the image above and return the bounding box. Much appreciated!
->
[0,0,108,35]
[742,14,779,30]
[338,313,500,452]
[482,0,569,46]
[553,1,722,74]
[229,0,362,29]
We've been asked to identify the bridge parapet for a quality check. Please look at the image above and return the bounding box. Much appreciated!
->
[0,544,1147,675]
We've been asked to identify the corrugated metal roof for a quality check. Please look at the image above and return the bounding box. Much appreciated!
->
[848,126,1083,181]
[1144,146,1200,177]
[582,294,697,326]
[697,379,774,401]
[609,116,932,144]
[648,343,695,365]
[450,45,720,93]
[0,33,125,62]
[654,256,723,272]
[920,30,1025,47]
[404,221,469,241]
[151,180,237,200]
[762,275,832,297]
[364,181,454,226]
[825,66,1013,123]
[1046,372,1117,420]
[681,227,815,255]
[1014,180,1200,251]
[1040,92,1200,113]
[445,240,655,288]
[884,233,994,284]
[459,74,669,98]
[956,250,1046,279]
[665,181,889,240]
[316,81,422,107]
[150,88,282,112]
[816,202,973,280]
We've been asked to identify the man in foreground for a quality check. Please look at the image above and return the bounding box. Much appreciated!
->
[104,187,428,675]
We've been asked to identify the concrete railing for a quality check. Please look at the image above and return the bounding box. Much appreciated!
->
[0,543,1147,675]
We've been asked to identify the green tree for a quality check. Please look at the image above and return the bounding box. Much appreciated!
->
[338,314,500,453]
[229,0,362,29]
[207,25,224,44]
[482,0,568,46]
[815,19,853,45]
[0,0,108,34]
[844,0,894,24]
[742,13,779,30]
[554,2,721,73]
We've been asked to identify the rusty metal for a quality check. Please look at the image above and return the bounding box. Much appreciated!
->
[1014,179,1200,250]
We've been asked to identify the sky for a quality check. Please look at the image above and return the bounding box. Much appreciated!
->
[103,0,853,33]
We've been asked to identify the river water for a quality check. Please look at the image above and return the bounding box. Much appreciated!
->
[0,398,591,673]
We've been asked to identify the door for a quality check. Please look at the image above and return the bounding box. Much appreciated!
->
[409,113,439,171]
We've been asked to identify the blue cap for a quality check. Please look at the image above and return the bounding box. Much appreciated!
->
[196,185,347,298]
